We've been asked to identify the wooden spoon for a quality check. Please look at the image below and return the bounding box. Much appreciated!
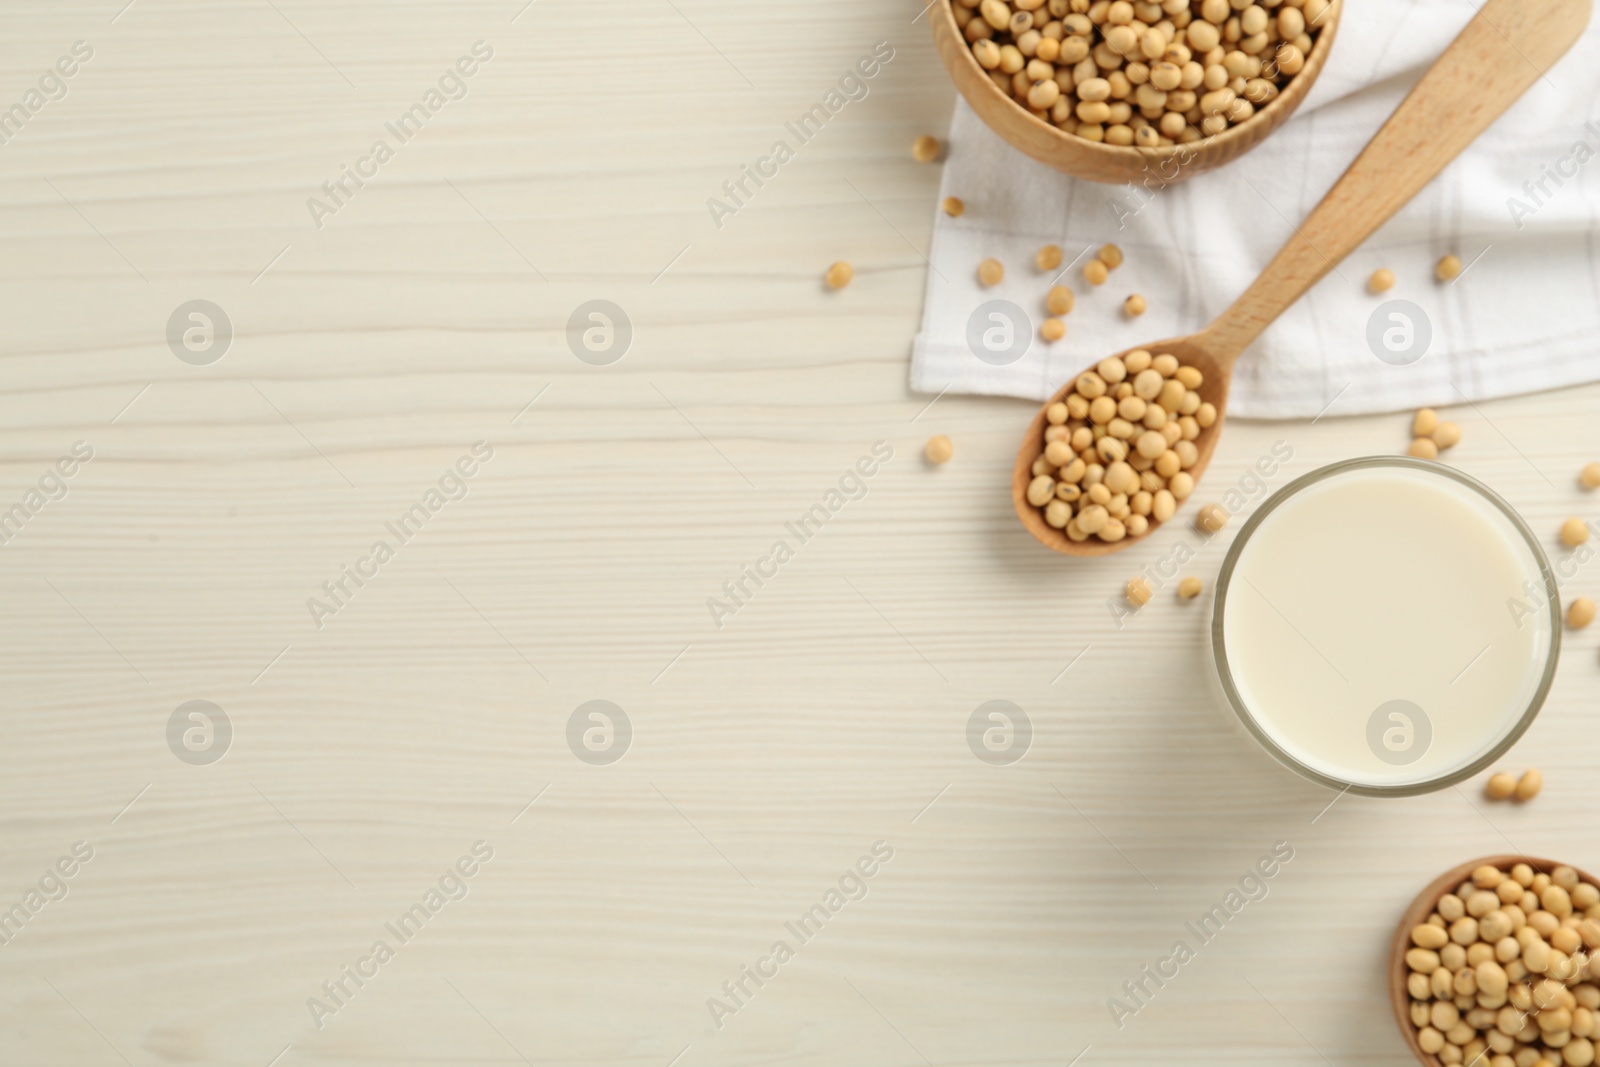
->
[1014,0,1592,557]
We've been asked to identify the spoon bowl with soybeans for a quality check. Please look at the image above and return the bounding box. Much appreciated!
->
[1013,0,1590,556]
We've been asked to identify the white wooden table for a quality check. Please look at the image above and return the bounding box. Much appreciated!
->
[3,2,1597,1064]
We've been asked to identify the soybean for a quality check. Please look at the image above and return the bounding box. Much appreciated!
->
[1409,438,1440,460]
[1197,503,1228,533]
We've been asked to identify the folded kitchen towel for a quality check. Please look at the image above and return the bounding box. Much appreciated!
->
[910,0,1600,419]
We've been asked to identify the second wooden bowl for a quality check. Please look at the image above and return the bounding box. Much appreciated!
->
[929,0,1344,184]
[1388,855,1599,1066]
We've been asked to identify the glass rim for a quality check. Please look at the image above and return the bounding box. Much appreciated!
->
[1210,455,1563,798]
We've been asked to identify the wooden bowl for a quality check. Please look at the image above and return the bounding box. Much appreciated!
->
[929,1,1344,184]
[1388,855,1600,1066]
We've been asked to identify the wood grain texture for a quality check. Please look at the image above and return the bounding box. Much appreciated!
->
[1,2,1599,1066]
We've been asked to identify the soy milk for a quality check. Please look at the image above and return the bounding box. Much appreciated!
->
[1213,460,1557,792]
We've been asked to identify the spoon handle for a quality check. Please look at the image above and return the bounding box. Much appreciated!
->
[1197,0,1591,363]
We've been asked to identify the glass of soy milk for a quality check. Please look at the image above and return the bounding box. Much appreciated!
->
[1210,457,1561,797]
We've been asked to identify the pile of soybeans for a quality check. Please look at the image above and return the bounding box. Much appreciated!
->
[1025,349,1214,543]
[1403,862,1600,1067]
[950,0,1330,147]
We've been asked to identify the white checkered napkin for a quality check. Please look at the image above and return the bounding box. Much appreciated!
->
[912,0,1600,419]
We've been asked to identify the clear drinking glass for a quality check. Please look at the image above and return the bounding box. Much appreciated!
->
[1209,456,1562,798]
